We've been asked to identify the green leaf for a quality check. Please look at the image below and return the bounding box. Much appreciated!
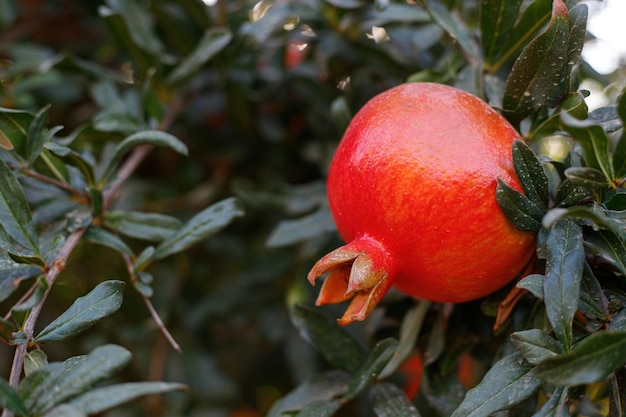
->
[34,280,125,343]
[543,4,587,111]
[578,263,608,320]
[102,130,188,183]
[68,382,186,414]
[585,230,626,276]
[104,210,182,242]
[25,104,53,166]
[536,330,626,386]
[517,274,545,299]
[543,205,626,241]
[0,376,29,417]
[343,338,397,401]
[450,353,541,417]
[511,329,562,365]
[496,178,543,231]
[24,349,48,377]
[604,189,626,211]
[289,304,367,373]
[532,386,567,417]
[423,0,481,61]
[103,0,164,57]
[12,275,48,312]
[502,0,570,118]
[563,167,607,190]
[151,197,244,260]
[44,142,96,186]
[167,27,232,84]
[0,107,35,156]
[19,344,132,415]
[0,160,41,258]
[42,404,86,417]
[554,179,588,207]
[492,0,552,72]
[83,226,135,257]
[512,140,550,210]
[0,253,42,302]
[480,0,523,66]
[561,112,615,184]
[380,300,431,379]
[543,218,584,351]
[266,370,351,417]
[612,88,626,179]
[297,399,343,417]
[369,382,422,417]
[266,206,336,248]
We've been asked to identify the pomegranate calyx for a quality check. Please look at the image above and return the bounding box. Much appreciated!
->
[307,237,395,326]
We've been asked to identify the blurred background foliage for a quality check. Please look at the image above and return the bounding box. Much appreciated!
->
[0,0,624,416]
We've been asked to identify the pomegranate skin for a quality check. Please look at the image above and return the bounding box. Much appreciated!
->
[308,82,536,325]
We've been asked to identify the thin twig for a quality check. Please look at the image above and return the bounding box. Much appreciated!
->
[143,296,182,353]
[5,228,85,390]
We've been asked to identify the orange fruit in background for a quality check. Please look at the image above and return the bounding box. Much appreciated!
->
[308,82,537,325]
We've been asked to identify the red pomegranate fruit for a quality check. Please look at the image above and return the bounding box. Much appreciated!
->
[308,82,536,326]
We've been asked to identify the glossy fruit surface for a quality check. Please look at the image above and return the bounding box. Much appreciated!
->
[308,82,536,325]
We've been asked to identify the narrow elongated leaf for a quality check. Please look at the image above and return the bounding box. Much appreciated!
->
[152,197,244,260]
[102,130,188,182]
[512,140,549,210]
[543,205,626,241]
[44,142,96,186]
[343,338,397,401]
[563,167,607,190]
[532,386,567,417]
[423,0,481,60]
[450,353,541,417]
[168,28,232,84]
[511,329,562,364]
[297,399,343,417]
[554,3,587,105]
[34,281,125,343]
[517,273,545,299]
[585,230,626,276]
[68,382,186,414]
[82,226,134,257]
[554,179,587,207]
[496,178,543,231]
[19,344,132,414]
[104,210,181,242]
[481,0,523,65]
[25,105,52,165]
[0,160,40,258]
[0,254,42,302]
[42,404,85,417]
[503,0,570,118]
[578,262,608,320]
[0,377,29,416]
[266,206,336,247]
[613,89,626,178]
[266,370,351,417]
[495,0,552,71]
[104,0,164,56]
[290,304,367,373]
[0,107,34,156]
[561,112,614,183]
[543,219,584,351]
[369,382,422,417]
[537,331,626,386]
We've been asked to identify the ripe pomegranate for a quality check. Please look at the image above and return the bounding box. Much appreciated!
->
[308,82,536,326]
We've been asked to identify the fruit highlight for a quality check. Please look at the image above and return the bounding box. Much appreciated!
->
[308,82,537,326]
